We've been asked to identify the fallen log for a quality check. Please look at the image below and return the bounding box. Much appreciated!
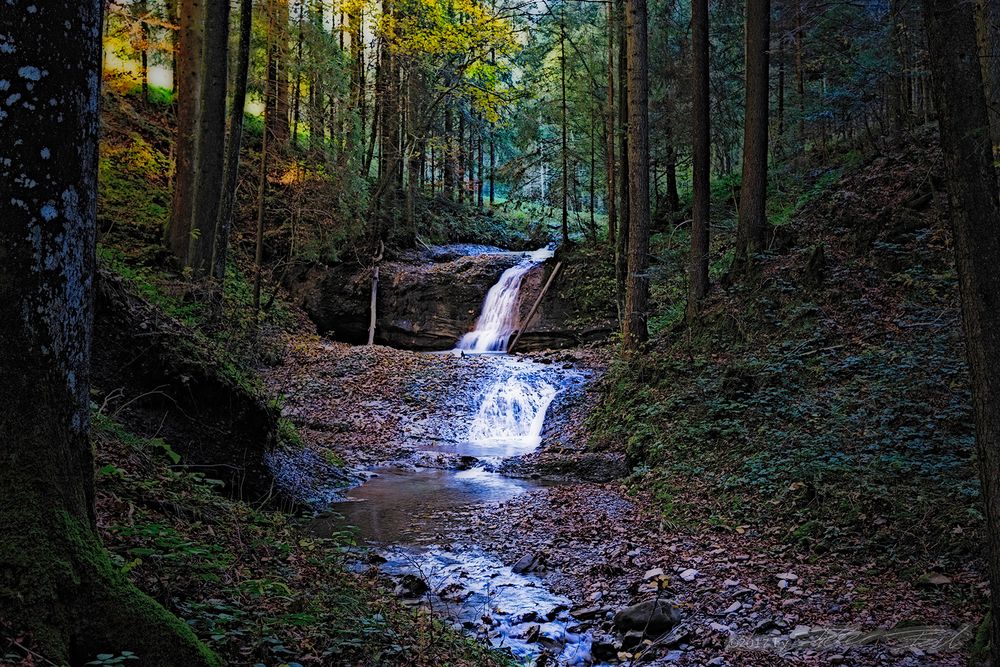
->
[509,260,563,353]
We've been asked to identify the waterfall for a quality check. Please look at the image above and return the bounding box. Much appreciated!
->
[456,248,553,353]
[468,376,557,449]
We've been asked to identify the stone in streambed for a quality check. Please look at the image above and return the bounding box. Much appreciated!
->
[614,599,683,635]
[394,573,428,598]
[591,634,621,661]
[512,552,543,574]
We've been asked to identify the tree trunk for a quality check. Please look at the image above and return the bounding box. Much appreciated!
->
[795,0,805,142]
[733,0,770,274]
[309,0,325,154]
[167,0,204,262]
[214,0,253,281]
[187,0,230,273]
[444,103,455,198]
[623,0,650,352]
[616,0,630,319]
[664,137,679,214]
[166,0,178,94]
[458,109,466,203]
[478,129,485,209]
[921,0,1000,663]
[0,3,218,664]
[560,8,570,246]
[291,0,305,148]
[266,0,290,147]
[590,108,597,237]
[889,0,909,137]
[777,25,785,139]
[606,0,617,247]
[256,5,277,311]
[490,137,496,205]
[977,0,1000,158]
[139,0,149,103]
[688,0,710,320]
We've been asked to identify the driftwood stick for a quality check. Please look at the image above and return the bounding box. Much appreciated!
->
[509,261,563,353]
[367,242,384,346]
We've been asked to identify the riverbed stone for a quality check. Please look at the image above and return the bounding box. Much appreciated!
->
[512,552,542,574]
[614,599,683,635]
[394,573,429,598]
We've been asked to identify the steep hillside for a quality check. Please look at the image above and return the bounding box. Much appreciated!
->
[593,137,982,585]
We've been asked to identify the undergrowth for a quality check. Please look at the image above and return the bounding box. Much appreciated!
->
[89,413,512,666]
[590,138,982,568]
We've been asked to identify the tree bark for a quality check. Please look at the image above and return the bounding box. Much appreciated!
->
[187,0,230,273]
[256,4,277,311]
[478,129,485,209]
[490,137,496,205]
[615,0,630,319]
[977,0,1000,158]
[733,0,770,274]
[889,0,909,137]
[560,7,571,246]
[458,108,466,203]
[292,0,305,147]
[444,102,455,198]
[795,0,805,142]
[214,0,253,281]
[921,0,1000,663]
[266,0,290,147]
[139,0,149,103]
[0,3,218,664]
[167,0,204,262]
[606,0,617,247]
[689,0,710,320]
[623,0,650,352]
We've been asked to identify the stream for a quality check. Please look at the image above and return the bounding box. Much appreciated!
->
[309,247,600,665]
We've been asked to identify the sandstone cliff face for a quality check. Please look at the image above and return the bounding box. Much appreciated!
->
[513,263,615,351]
[294,248,522,350]
[292,246,615,352]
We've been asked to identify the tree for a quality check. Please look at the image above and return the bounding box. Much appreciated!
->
[266,0,291,147]
[978,0,1000,157]
[922,0,1000,662]
[166,0,203,263]
[606,0,617,248]
[167,0,230,275]
[0,3,218,664]
[732,0,770,274]
[615,0,630,318]
[622,0,650,351]
[560,4,570,246]
[214,0,254,281]
[688,0,710,320]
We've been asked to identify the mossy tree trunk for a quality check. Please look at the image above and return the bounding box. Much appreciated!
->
[922,0,1000,662]
[0,4,218,665]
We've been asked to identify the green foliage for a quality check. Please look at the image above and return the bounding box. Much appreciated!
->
[277,418,305,449]
[91,414,510,667]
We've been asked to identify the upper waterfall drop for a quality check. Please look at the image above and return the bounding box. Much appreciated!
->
[456,247,554,353]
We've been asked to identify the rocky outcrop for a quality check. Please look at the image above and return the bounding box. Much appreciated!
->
[292,245,616,352]
[513,262,616,352]
[293,249,523,350]
[92,269,279,501]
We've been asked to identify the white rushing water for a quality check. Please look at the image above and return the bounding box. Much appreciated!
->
[468,373,557,450]
[456,247,554,353]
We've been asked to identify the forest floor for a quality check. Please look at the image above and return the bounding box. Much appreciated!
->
[262,335,980,666]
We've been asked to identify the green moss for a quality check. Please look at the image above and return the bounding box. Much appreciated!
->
[971,612,990,663]
[0,484,218,665]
